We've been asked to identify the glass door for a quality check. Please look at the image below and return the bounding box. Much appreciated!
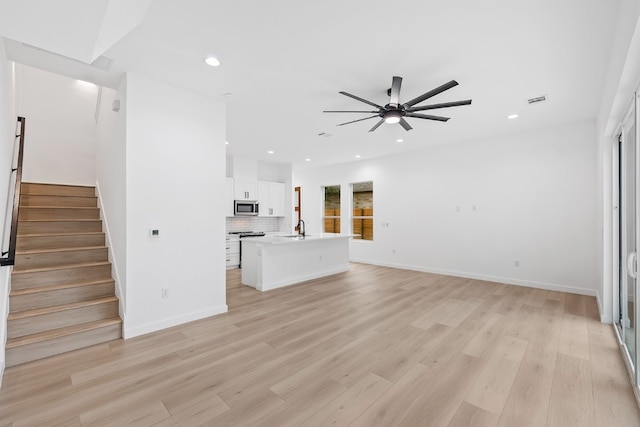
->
[616,92,639,378]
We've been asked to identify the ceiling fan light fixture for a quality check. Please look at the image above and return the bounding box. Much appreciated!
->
[385,111,401,124]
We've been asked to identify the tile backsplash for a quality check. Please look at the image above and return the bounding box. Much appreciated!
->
[226,216,283,233]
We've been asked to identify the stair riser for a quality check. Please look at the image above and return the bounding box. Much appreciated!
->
[10,282,115,312]
[12,264,113,290]
[21,183,95,197]
[18,220,102,235]
[17,233,105,251]
[5,323,121,367]
[8,301,119,339]
[19,208,100,220]
[20,194,98,207]
[15,248,108,270]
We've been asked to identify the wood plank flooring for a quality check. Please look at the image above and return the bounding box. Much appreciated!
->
[0,262,638,426]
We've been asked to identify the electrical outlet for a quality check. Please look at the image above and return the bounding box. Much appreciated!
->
[514,260,520,267]
[392,249,396,254]
[162,288,169,298]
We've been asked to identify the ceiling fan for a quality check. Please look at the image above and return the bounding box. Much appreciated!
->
[324,76,472,132]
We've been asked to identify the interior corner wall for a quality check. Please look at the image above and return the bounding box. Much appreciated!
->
[123,73,227,338]
[0,40,16,383]
[95,80,127,318]
[15,64,97,186]
[294,121,598,296]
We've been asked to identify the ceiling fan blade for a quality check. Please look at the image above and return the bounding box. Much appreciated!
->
[339,91,382,109]
[368,119,385,132]
[406,99,472,112]
[389,76,402,106]
[403,80,459,108]
[399,118,413,131]
[405,113,450,122]
[323,110,379,113]
[337,115,380,126]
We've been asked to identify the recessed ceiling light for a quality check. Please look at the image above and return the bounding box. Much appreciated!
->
[355,155,361,159]
[507,114,519,119]
[204,56,221,67]
[305,158,311,162]
[396,138,404,143]
[267,150,274,154]
[225,141,229,145]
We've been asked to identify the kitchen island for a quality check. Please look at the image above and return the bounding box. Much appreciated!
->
[241,233,351,291]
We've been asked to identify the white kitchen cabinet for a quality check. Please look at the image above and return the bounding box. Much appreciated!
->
[226,178,234,217]
[225,235,240,269]
[258,181,285,217]
[234,180,258,200]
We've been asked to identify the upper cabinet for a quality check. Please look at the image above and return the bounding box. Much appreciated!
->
[258,181,285,217]
[234,180,258,200]
[231,157,258,200]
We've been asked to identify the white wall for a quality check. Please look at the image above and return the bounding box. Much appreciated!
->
[295,121,598,296]
[16,64,97,186]
[95,82,127,317]
[0,42,16,384]
[123,73,227,338]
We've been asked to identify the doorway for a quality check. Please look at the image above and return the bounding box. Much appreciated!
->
[614,91,639,388]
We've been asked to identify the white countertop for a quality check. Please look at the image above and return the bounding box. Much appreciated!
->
[241,233,353,245]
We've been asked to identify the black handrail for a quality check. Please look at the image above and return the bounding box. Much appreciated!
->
[0,116,25,266]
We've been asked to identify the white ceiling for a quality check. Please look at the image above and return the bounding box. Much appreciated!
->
[1,0,623,170]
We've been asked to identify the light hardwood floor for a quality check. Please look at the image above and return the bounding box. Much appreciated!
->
[0,263,639,426]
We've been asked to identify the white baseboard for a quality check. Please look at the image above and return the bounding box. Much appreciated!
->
[123,304,228,339]
[257,266,350,292]
[350,258,597,297]
[0,360,4,389]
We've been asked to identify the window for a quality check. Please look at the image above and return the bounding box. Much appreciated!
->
[352,181,373,240]
[323,185,340,233]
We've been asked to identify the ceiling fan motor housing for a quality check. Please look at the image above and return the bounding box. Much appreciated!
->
[324,76,472,132]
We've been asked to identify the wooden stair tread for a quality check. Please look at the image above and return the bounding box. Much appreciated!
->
[17,232,104,238]
[12,260,111,275]
[20,194,97,198]
[5,317,121,349]
[8,296,118,320]
[19,206,99,210]
[22,182,95,188]
[19,219,101,222]
[16,245,107,255]
[10,278,115,296]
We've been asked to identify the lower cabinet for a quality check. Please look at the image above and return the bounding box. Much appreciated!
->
[226,236,240,269]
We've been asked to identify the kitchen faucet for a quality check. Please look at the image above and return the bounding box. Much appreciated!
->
[296,219,306,237]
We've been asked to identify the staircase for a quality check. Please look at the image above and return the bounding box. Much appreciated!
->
[5,182,122,367]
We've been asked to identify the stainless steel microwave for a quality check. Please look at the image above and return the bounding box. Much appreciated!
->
[234,200,259,216]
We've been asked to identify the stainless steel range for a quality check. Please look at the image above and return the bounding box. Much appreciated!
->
[228,231,265,267]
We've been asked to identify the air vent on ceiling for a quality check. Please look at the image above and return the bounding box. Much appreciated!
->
[528,95,547,104]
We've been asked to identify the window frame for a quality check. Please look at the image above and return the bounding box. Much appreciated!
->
[322,184,341,234]
[351,181,373,241]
